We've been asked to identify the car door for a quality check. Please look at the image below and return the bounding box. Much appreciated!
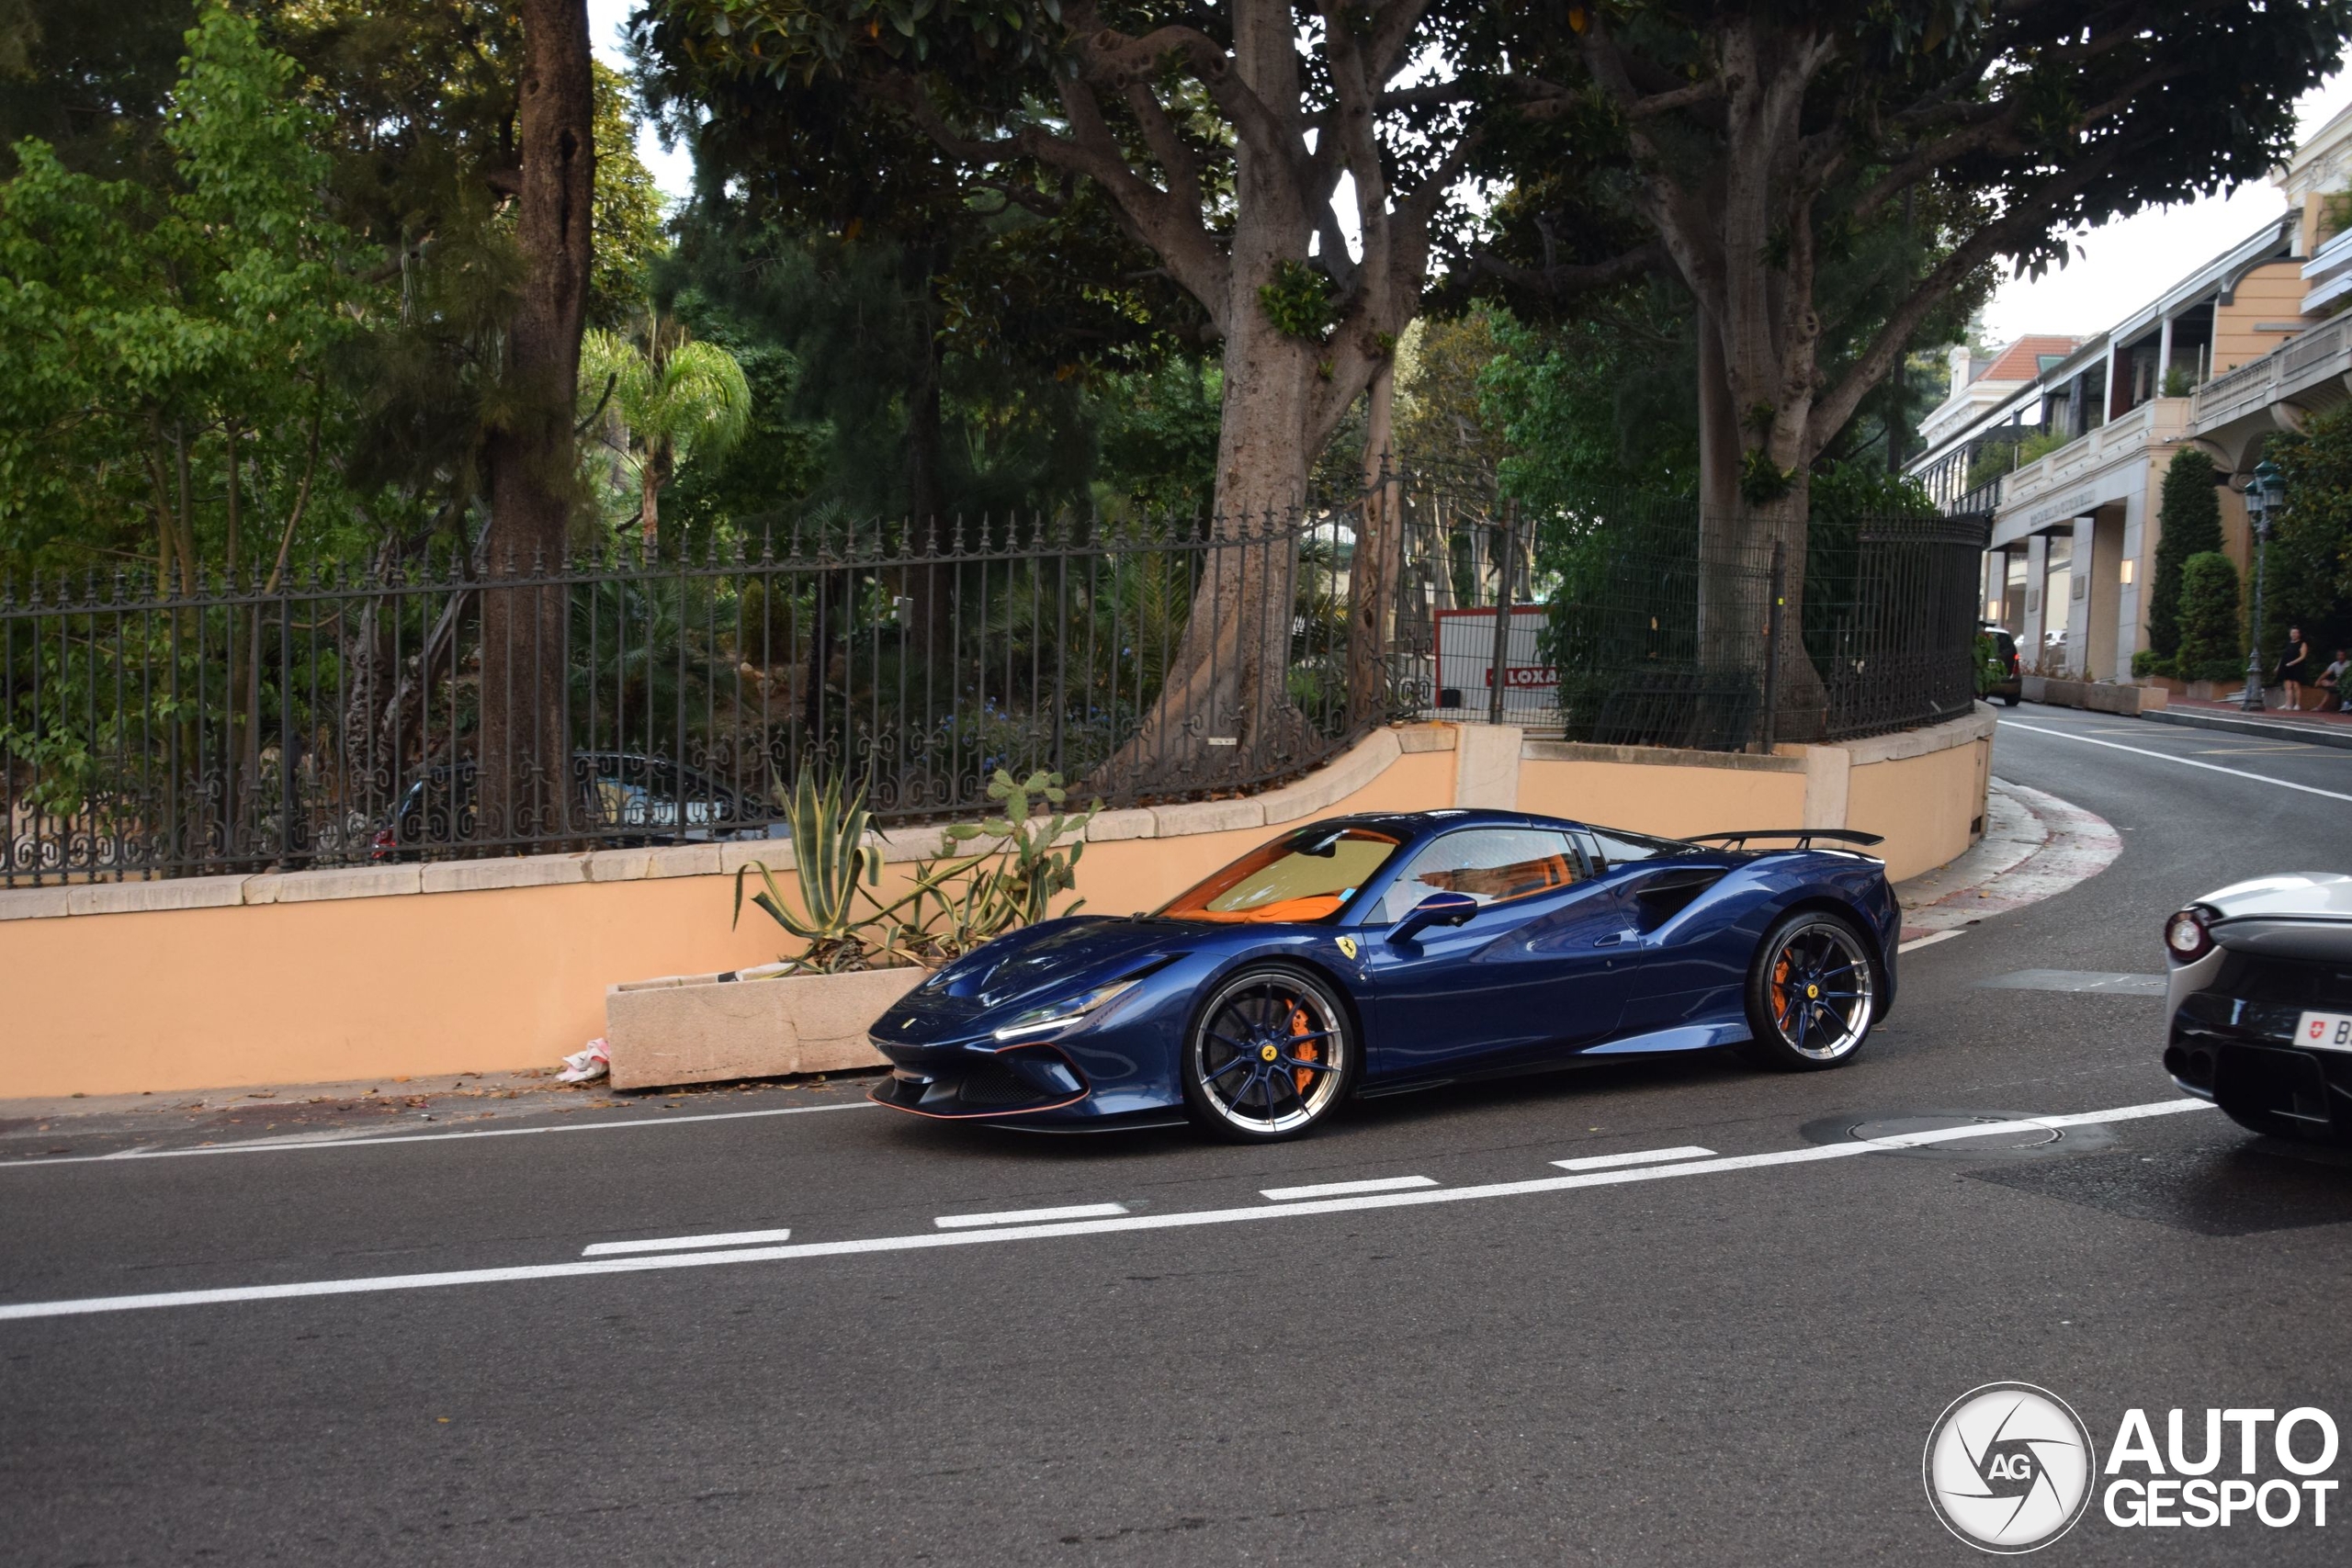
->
[1579,827,1742,1038]
[1359,827,1645,1081]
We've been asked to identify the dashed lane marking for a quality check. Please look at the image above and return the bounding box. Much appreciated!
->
[1552,1145,1717,1172]
[0,1099,2215,1324]
[935,1202,1128,1229]
[1261,1175,1436,1201]
[582,1227,793,1258]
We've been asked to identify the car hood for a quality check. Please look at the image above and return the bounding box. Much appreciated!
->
[2199,873,2352,923]
[933,917,1181,1011]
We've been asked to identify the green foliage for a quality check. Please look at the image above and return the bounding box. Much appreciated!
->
[2176,551,2245,683]
[1258,260,1340,344]
[2148,446,2222,660]
[0,6,358,576]
[1738,447,1796,507]
[589,62,668,328]
[730,766,1099,972]
[1479,292,1701,503]
[2132,649,2166,679]
[2264,403,2352,659]
[2161,365,2198,399]
[732,770,887,969]
[930,769,1099,942]
[1974,632,2006,697]
[1092,358,1222,519]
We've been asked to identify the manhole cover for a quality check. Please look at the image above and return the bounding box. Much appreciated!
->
[1801,1111,2116,1159]
[1849,1114,2062,1150]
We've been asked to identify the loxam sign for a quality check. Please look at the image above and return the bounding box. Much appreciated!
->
[1433,606,1555,721]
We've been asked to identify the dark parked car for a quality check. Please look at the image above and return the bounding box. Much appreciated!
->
[372,751,756,858]
[1982,622,2022,706]
[2163,874,2352,1145]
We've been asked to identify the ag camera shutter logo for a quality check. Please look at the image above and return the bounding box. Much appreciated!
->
[1923,1382,2097,1553]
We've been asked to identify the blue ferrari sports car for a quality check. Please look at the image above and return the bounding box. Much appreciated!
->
[868,808,1899,1140]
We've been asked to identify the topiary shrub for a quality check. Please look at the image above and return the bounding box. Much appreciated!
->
[2149,446,2222,660]
[2175,551,2245,683]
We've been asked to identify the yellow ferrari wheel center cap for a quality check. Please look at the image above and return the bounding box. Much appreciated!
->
[1260,1043,1280,1062]
[1805,984,1819,999]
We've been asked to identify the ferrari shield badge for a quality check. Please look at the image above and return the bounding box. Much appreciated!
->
[1336,935,1358,961]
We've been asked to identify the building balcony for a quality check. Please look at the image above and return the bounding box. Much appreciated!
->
[1997,398,2191,521]
[2302,224,2352,315]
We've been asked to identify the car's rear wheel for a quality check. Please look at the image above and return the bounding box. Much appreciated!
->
[1739,911,1877,1070]
[1182,965,1355,1142]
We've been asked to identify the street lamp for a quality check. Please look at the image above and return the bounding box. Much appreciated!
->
[2242,458,2287,713]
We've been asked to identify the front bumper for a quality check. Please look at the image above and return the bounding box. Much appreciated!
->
[866,1041,1091,1121]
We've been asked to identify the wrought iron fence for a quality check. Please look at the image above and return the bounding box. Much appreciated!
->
[2,511,1393,883]
[1392,488,1988,750]
[3,482,1987,883]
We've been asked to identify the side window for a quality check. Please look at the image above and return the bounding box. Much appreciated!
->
[1586,828,1694,871]
[1374,829,1580,923]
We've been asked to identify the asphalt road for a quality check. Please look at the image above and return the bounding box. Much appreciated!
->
[7,703,2352,1566]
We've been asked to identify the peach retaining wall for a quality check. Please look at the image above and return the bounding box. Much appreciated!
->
[0,708,1994,1097]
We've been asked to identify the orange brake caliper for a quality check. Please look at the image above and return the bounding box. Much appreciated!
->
[1770,953,1792,1027]
[1290,1007,1318,1093]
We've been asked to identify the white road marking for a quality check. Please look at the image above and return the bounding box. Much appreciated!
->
[1899,930,1962,953]
[0,1098,2216,1324]
[1261,1175,1436,1201]
[934,1202,1127,1229]
[581,1227,793,1258]
[0,1100,877,1169]
[1552,1145,1717,1172]
[2001,721,2352,803]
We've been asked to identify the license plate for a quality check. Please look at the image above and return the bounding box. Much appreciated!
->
[2293,1011,2352,1053]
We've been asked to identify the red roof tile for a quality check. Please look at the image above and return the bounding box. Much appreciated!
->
[1976,335,2084,382]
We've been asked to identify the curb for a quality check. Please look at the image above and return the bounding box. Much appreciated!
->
[2139,705,2352,752]
[1894,777,2121,941]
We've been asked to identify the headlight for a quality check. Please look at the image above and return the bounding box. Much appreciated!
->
[2164,907,2214,962]
[991,979,1140,1041]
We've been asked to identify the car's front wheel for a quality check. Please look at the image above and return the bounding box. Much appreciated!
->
[1182,964,1355,1142]
[1739,911,1878,1070]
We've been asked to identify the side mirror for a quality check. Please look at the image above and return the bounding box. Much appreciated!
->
[1390,890,1479,944]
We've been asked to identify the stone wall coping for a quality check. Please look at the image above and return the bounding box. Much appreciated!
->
[1521,739,1806,773]
[0,711,1982,924]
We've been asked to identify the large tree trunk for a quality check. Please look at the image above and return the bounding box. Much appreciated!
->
[1346,360,1399,725]
[1099,3,1335,796]
[479,0,592,849]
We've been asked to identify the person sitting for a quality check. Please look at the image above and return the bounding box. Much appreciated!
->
[2319,649,2351,713]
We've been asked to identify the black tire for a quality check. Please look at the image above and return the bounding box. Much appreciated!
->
[2001,692,2021,706]
[1738,910,1879,1071]
[1180,964,1357,1142]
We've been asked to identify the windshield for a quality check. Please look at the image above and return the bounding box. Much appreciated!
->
[1159,827,1400,924]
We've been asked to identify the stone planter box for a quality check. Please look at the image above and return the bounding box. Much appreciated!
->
[2021,675,2166,716]
[604,964,923,1089]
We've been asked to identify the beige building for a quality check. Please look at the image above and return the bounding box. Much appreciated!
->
[1906,107,2352,681]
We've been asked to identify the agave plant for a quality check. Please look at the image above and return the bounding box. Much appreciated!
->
[731,770,886,971]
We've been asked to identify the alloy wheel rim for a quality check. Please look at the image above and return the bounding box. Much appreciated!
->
[1768,923,1873,1060]
[1194,978,1346,1133]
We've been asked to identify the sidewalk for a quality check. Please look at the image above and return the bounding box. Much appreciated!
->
[1894,776,2121,942]
[2143,695,2352,751]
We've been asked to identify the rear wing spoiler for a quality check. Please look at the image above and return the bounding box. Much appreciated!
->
[1687,829,1885,852]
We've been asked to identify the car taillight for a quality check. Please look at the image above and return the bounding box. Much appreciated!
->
[2007,652,2020,674]
[2164,907,2213,962]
